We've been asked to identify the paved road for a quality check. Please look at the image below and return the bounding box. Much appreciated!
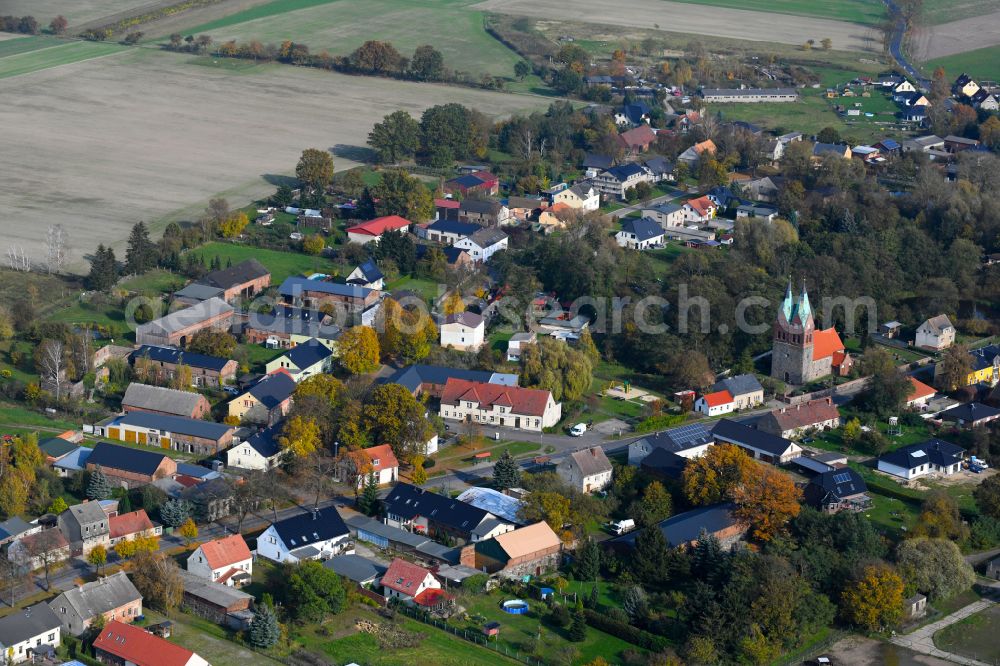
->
[891,599,995,666]
[883,0,929,88]
[609,188,685,219]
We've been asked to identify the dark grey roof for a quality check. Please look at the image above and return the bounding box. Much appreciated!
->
[115,412,232,441]
[712,419,796,457]
[50,572,141,621]
[467,228,507,248]
[38,437,78,459]
[970,345,1000,372]
[136,297,233,337]
[712,374,764,397]
[383,483,492,533]
[939,402,1000,423]
[638,422,713,455]
[813,142,849,156]
[605,163,646,181]
[199,259,269,290]
[246,372,297,409]
[271,507,348,549]
[173,283,224,302]
[425,219,480,237]
[460,199,502,215]
[324,554,387,583]
[0,517,33,542]
[123,383,206,417]
[0,603,60,645]
[640,447,688,479]
[644,157,674,175]
[805,468,867,505]
[132,345,231,372]
[620,217,663,242]
[355,259,384,284]
[244,427,281,459]
[612,503,740,548]
[283,338,333,370]
[583,153,613,170]
[88,442,170,476]
[645,202,683,215]
[347,515,430,548]
[380,365,518,394]
[879,439,965,470]
[278,276,372,299]
[178,570,253,608]
[243,306,341,340]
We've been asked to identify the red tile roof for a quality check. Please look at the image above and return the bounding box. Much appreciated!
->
[470,170,498,185]
[346,215,411,237]
[199,534,252,570]
[381,558,435,596]
[701,390,734,408]
[694,139,717,155]
[94,620,195,666]
[440,378,553,417]
[414,587,452,607]
[907,376,936,402]
[619,124,657,150]
[347,444,399,473]
[109,510,154,540]
[434,198,460,209]
[686,196,715,217]
[812,327,845,361]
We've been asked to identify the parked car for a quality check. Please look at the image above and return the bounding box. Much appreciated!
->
[569,423,588,437]
[608,519,635,535]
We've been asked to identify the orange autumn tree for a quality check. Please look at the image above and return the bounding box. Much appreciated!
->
[840,563,904,631]
[682,443,755,506]
[729,464,802,541]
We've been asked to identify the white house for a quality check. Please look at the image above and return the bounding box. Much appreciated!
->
[507,332,536,362]
[877,439,965,480]
[627,422,714,465]
[641,202,685,228]
[346,259,384,290]
[187,534,253,587]
[439,378,562,432]
[264,338,334,382]
[256,507,351,564]
[225,427,283,470]
[591,163,654,200]
[0,603,61,664]
[556,447,613,494]
[915,314,955,351]
[615,217,665,250]
[694,390,736,416]
[552,183,600,211]
[341,444,399,487]
[712,374,765,410]
[454,228,508,263]
[345,215,411,244]
[905,376,936,408]
[380,558,442,604]
[440,312,485,351]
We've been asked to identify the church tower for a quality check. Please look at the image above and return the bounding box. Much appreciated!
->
[771,280,816,385]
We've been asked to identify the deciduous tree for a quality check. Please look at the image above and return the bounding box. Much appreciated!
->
[87,544,107,575]
[187,329,236,357]
[279,415,322,458]
[302,233,325,256]
[363,384,434,462]
[372,170,434,221]
[368,110,421,164]
[975,474,1000,520]
[131,551,183,612]
[896,537,974,601]
[730,464,802,541]
[840,563,903,631]
[337,325,380,374]
[682,443,755,506]
[178,518,198,546]
[410,45,444,80]
[49,15,68,34]
[295,148,334,192]
[636,481,673,527]
[936,344,972,391]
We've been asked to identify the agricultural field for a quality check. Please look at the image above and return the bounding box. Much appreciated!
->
[176,0,522,77]
[0,39,127,79]
[922,0,1000,25]
[917,9,1000,61]
[668,0,884,25]
[0,0,161,27]
[925,43,1000,83]
[474,0,880,53]
[0,46,551,273]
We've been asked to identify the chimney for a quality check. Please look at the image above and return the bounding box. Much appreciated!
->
[311,507,320,520]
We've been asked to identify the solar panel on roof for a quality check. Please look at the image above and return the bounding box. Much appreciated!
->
[832,472,852,484]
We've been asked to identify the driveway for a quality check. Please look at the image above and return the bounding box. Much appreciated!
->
[891,599,995,666]
[609,188,685,219]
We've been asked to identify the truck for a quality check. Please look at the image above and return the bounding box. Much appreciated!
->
[608,519,635,535]
[569,423,588,437]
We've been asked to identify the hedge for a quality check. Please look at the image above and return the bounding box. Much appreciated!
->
[583,609,672,651]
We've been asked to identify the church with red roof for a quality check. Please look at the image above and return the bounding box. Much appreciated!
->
[771,282,852,385]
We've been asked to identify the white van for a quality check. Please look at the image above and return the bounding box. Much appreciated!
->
[569,423,587,437]
[609,519,635,535]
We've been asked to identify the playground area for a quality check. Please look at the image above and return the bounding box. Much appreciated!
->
[603,381,660,403]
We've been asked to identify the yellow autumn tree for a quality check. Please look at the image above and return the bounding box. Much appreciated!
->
[442,291,465,316]
[279,415,322,457]
[682,443,755,506]
[219,211,250,238]
[840,563,904,631]
[338,325,380,375]
[302,234,325,256]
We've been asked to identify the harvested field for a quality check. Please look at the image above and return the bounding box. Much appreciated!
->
[926,43,1000,82]
[667,0,883,25]
[923,0,1000,25]
[0,0,163,27]
[915,10,1000,60]
[0,40,127,79]
[474,0,880,53]
[0,48,551,273]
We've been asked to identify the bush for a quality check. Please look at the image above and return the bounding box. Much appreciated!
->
[549,603,571,628]
[422,458,436,469]
[462,574,488,593]
[583,609,671,651]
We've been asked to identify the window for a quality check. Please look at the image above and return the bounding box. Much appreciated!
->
[47,633,55,641]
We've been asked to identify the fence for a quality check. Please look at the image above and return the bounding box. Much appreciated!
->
[396,604,545,665]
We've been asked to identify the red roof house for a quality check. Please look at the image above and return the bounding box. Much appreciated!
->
[346,215,412,244]
[683,195,717,221]
[381,558,442,603]
[439,378,562,430]
[108,510,157,545]
[618,125,657,154]
[443,170,500,196]
[695,389,736,415]
[812,328,852,376]
[94,620,205,666]
[906,376,936,407]
[187,534,253,587]
[343,443,400,486]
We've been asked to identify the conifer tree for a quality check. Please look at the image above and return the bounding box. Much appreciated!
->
[248,602,280,648]
[86,466,112,500]
[492,449,521,491]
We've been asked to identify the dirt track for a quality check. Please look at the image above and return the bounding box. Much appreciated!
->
[474,0,880,53]
[916,10,1000,59]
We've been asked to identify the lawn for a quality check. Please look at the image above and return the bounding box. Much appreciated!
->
[669,0,884,24]
[926,44,1000,87]
[119,269,185,295]
[809,409,936,455]
[177,0,524,77]
[236,343,285,372]
[46,299,129,333]
[386,275,442,304]
[188,241,340,284]
[0,40,127,79]
[142,609,284,666]
[0,403,78,432]
[432,440,541,471]
[933,604,1000,662]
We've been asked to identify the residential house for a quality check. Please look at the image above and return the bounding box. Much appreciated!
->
[8,529,70,571]
[537,311,589,340]
[346,215,412,244]
[611,503,745,550]
[701,88,797,103]
[48,572,142,636]
[712,374,765,409]
[324,554,387,588]
[380,364,518,399]
[615,101,651,126]
[940,344,1000,387]
[185,259,270,304]
[551,183,600,211]
[136,298,234,348]
[877,439,965,479]
[439,378,562,432]
[745,175,784,202]
[642,202,685,228]
[556,446,613,493]
[938,402,1000,428]
[803,468,871,513]
[915,314,955,350]
[455,487,524,526]
[340,444,400,487]
[953,73,980,98]
[85,442,177,489]
[440,312,485,351]
[812,143,852,161]
[618,124,657,154]
[187,534,253,588]
[756,398,842,440]
[226,370,296,425]
[382,483,513,543]
[0,603,61,664]
[507,196,546,222]
[278,277,380,320]
[591,163,654,200]
[876,73,906,88]
[422,219,480,245]
[434,197,461,221]
[974,90,1000,111]
[759,139,784,165]
[906,376,937,408]
[459,199,511,227]
[380,558,443,605]
[177,570,254,629]
[735,204,778,221]
[0,518,38,548]
[471,521,561,578]
[264,338,334,382]
[712,418,802,464]
[414,243,473,270]
[894,79,916,93]
[240,305,342,349]
[108,510,160,547]
[582,153,613,178]
[225,426,282,470]
[57,501,109,556]
[256,506,350,563]
[627,422,714,465]
[180,477,233,524]
[506,332,536,362]
[346,259,385,290]
[682,196,717,223]
[644,157,675,182]
[616,217,665,250]
[875,138,903,157]
[454,228,508,263]
[537,202,573,232]
[678,139,717,168]
[98,412,233,456]
[94,620,208,666]
[121,383,211,420]
[443,171,499,197]
[694,390,736,416]
[130,345,238,388]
